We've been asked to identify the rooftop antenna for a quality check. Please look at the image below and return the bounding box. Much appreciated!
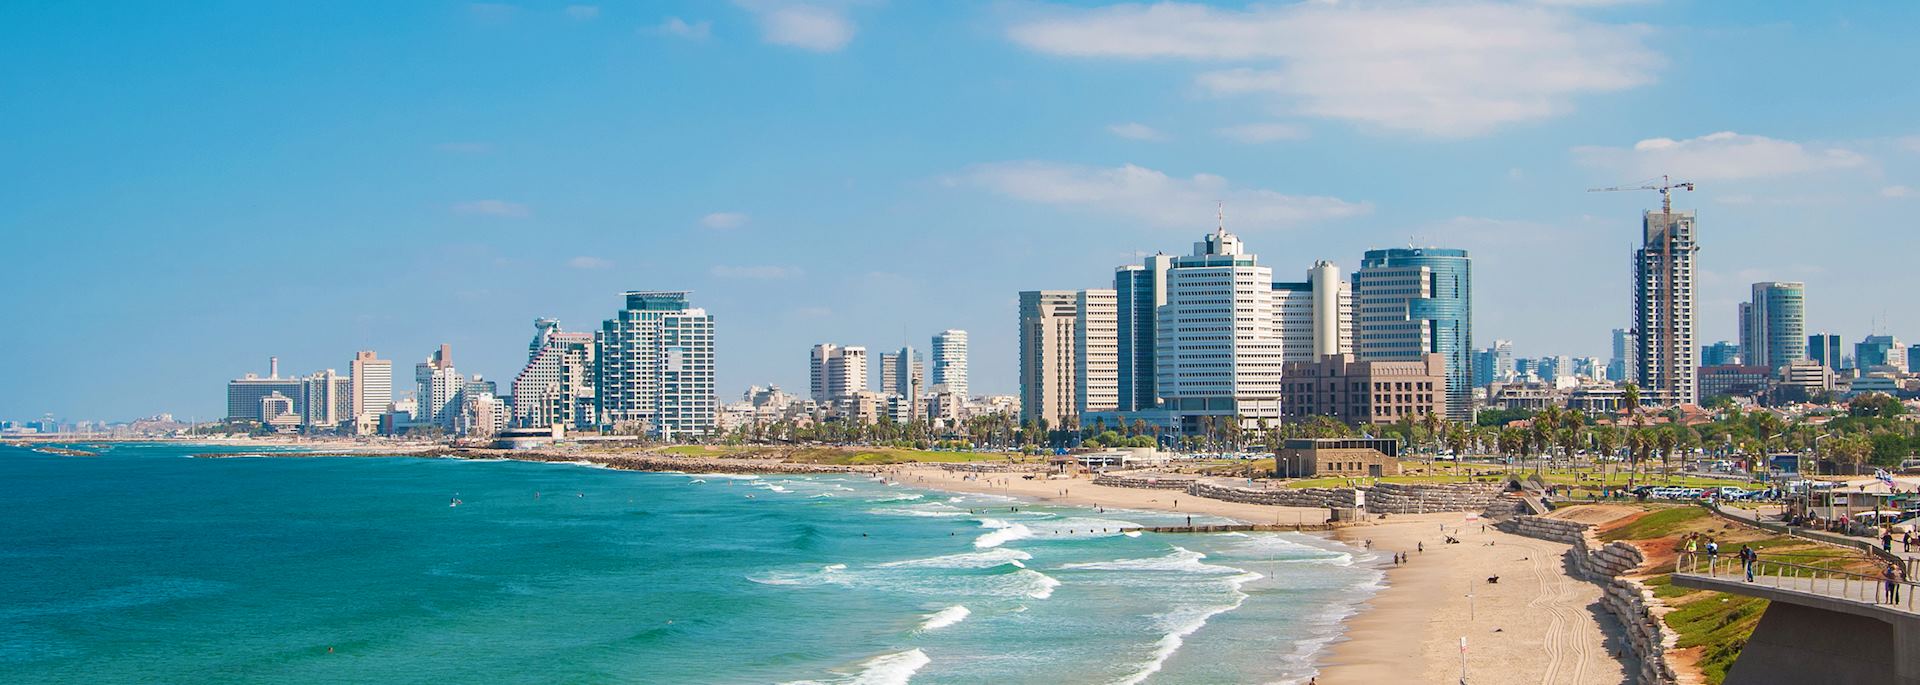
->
[1216,201,1225,235]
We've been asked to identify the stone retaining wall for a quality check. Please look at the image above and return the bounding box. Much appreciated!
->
[1364,482,1503,514]
[1093,473,1196,490]
[1499,516,1680,685]
[1188,482,1358,508]
[1495,515,1591,544]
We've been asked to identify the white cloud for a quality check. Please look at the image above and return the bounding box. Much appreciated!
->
[1882,185,1914,198]
[711,265,805,280]
[1107,122,1164,141]
[655,17,712,40]
[564,5,600,20]
[952,161,1368,229]
[1007,2,1659,137]
[1216,122,1306,143]
[568,256,612,269]
[434,141,492,154]
[700,211,749,229]
[1572,131,1868,181]
[451,199,530,218]
[736,1,855,52]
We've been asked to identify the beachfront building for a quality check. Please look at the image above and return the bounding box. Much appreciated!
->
[597,291,717,439]
[1353,247,1473,421]
[1018,290,1080,427]
[811,343,868,403]
[299,369,353,430]
[512,318,597,431]
[1075,289,1118,419]
[225,357,304,421]
[349,350,392,435]
[415,344,464,431]
[1274,438,1402,478]
[1280,353,1447,425]
[1272,260,1353,363]
[1152,226,1286,429]
[1114,254,1175,413]
[1632,207,1699,407]
[1740,281,1806,372]
[930,329,969,398]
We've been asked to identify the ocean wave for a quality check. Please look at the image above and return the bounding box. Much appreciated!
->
[747,563,849,587]
[869,501,969,518]
[1059,547,1248,576]
[1013,569,1061,599]
[691,473,762,480]
[1221,534,1354,565]
[782,648,931,685]
[866,493,925,503]
[808,493,836,499]
[915,605,970,632]
[879,548,1031,570]
[972,519,1033,549]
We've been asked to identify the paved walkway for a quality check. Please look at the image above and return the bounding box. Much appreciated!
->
[1681,554,1920,615]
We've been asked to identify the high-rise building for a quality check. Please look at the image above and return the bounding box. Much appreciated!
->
[1113,254,1174,412]
[598,291,716,438]
[512,319,597,430]
[1018,290,1079,427]
[1272,260,1353,363]
[1075,289,1118,418]
[1740,282,1806,371]
[930,329,969,398]
[1353,247,1473,420]
[1909,345,1920,374]
[880,346,923,404]
[349,350,392,431]
[1808,333,1843,372]
[226,357,304,421]
[1855,335,1907,372]
[1154,227,1285,426]
[1607,328,1635,382]
[1701,341,1741,367]
[415,344,464,430]
[1632,208,1698,406]
[300,369,353,430]
[813,344,869,401]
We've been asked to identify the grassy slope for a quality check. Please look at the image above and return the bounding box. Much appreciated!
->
[1584,504,1881,684]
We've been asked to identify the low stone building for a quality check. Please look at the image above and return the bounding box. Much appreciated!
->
[1274,437,1402,478]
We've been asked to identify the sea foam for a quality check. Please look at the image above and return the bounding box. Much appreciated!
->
[782,648,931,685]
[915,605,970,632]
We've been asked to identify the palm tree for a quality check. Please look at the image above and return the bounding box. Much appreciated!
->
[1656,428,1678,483]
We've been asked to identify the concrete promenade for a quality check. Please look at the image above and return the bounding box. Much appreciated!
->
[1674,552,1920,685]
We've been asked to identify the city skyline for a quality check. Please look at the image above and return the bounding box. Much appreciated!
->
[8,2,1920,420]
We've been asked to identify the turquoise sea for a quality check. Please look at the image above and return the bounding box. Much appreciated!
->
[0,442,1381,684]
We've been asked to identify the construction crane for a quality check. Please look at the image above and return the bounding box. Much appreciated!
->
[1587,175,1695,213]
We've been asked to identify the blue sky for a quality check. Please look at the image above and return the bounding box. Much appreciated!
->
[4,1,1919,421]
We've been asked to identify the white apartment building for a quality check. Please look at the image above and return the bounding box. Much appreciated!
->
[349,350,392,432]
[811,343,869,402]
[513,318,597,430]
[1075,289,1118,417]
[931,329,969,398]
[1153,227,1284,424]
[598,291,717,438]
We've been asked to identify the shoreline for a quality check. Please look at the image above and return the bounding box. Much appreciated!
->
[83,440,1634,683]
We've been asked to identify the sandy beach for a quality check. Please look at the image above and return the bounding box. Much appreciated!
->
[894,466,1631,684]
[891,465,1332,526]
[1320,513,1631,684]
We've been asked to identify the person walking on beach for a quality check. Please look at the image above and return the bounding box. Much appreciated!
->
[1905,531,1913,552]
[1738,545,1757,582]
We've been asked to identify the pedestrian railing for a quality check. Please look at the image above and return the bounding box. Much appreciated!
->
[1677,552,1920,614]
